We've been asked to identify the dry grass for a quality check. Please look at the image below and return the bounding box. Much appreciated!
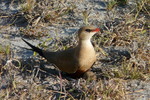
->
[19,25,49,38]
[20,0,76,26]
[0,0,150,99]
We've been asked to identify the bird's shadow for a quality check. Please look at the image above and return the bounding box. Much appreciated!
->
[97,46,131,65]
[17,58,75,81]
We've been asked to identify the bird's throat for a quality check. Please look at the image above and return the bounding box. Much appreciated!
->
[79,39,92,48]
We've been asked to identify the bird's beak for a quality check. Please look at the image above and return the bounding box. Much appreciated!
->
[92,28,100,32]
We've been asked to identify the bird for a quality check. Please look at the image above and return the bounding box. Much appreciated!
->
[22,25,100,78]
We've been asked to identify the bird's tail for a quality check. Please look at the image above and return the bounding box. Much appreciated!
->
[22,38,45,58]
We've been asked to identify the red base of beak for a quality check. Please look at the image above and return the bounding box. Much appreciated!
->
[92,28,100,32]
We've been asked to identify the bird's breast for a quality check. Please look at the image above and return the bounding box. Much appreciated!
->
[75,44,96,72]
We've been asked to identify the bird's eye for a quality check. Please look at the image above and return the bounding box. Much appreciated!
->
[85,29,91,32]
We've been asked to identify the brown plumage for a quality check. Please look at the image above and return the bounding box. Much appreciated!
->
[22,25,100,77]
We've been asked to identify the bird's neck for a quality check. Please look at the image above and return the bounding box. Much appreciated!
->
[78,39,92,48]
[75,38,95,59]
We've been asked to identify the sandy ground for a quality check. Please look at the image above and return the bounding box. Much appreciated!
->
[0,0,150,100]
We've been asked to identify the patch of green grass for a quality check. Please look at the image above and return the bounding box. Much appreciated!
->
[107,0,117,11]
[0,44,11,56]
[21,0,36,13]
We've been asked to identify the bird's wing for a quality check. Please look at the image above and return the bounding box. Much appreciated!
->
[49,48,79,73]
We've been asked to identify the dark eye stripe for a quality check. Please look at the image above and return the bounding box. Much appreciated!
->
[85,29,91,32]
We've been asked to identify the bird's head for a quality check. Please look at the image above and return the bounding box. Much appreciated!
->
[78,25,100,40]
